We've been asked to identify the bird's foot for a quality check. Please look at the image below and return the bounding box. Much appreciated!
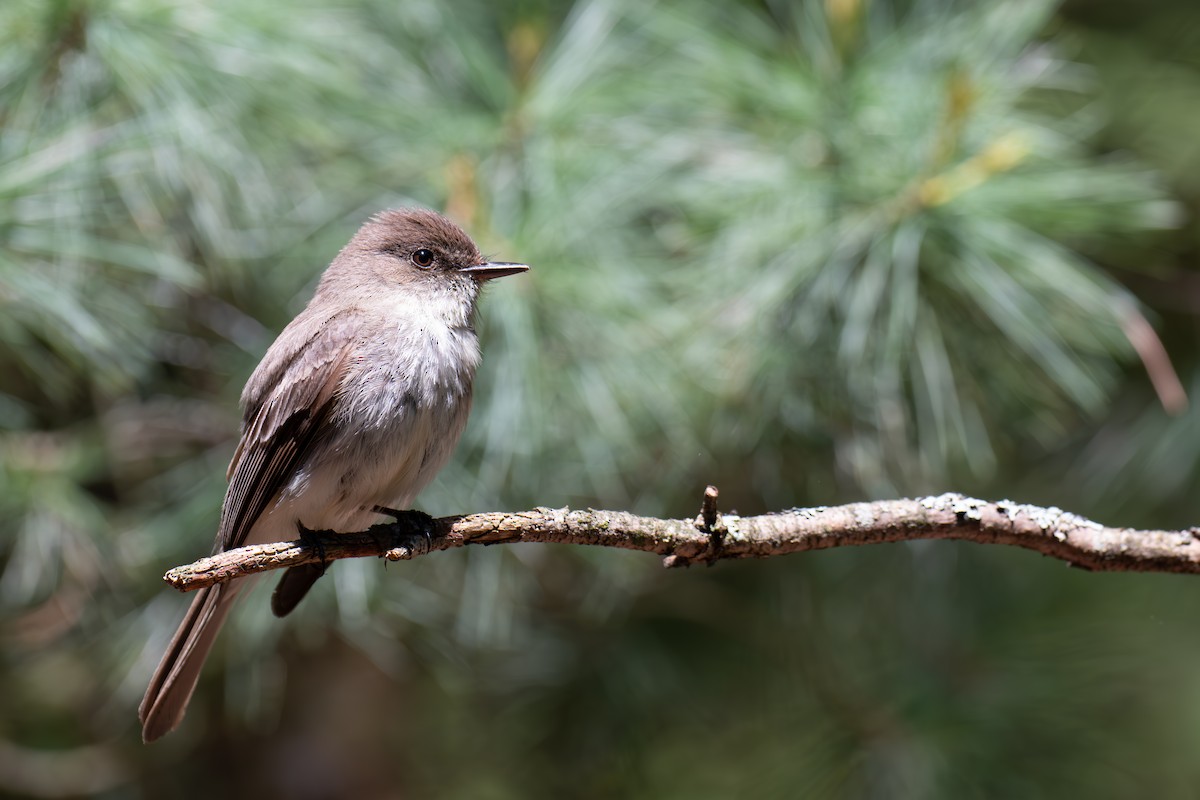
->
[296,520,330,574]
[372,506,436,555]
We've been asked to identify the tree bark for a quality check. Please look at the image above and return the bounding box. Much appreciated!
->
[161,491,1200,592]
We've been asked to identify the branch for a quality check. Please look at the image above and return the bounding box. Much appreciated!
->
[162,491,1200,592]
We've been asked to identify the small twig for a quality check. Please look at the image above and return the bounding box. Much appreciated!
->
[666,484,725,568]
[699,484,719,532]
[162,493,1200,592]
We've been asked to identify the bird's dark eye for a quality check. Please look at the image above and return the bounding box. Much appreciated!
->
[411,249,435,268]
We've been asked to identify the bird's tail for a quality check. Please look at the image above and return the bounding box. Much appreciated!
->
[139,581,241,742]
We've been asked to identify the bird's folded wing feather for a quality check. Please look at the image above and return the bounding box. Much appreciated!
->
[218,309,362,553]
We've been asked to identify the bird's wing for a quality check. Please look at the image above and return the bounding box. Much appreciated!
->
[217,310,361,553]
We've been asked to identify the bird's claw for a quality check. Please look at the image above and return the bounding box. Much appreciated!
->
[372,506,436,554]
[296,520,330,573]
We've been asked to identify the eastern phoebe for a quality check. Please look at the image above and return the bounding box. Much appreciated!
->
[139,209,528,742]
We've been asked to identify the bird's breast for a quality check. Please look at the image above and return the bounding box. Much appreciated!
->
[273,318,480,534]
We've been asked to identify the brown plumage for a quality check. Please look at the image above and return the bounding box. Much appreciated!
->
[139,209,527,742]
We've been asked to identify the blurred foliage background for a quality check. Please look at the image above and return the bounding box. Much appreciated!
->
[1,0,1199,796]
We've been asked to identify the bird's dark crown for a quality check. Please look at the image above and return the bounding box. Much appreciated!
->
[357,208,482,271]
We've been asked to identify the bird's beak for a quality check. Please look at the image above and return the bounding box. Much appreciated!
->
[459,261,529,281]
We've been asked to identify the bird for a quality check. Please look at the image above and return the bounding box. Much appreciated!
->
[139,208,528,742]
